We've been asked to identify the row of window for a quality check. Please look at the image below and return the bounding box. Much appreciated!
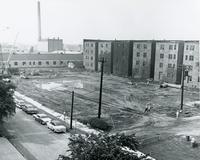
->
[160,53,176,59]
[136,60,147,66]
[186,45,195,51]
[85,43,94,47]
[85,56,93,60]
[160,44,177,50]
[159,63,176,68]
[185,55,194,61]
[136,44,148,49]
[85,43,110,48]
[14,61,64,66]
[136,52,147,58]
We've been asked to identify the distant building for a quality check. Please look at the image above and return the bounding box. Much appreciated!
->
[154,40,184,84]
[37,38,63,53]
[132,41,155,79]
[0,53,83,73]
[112,40,133,77]
[183,41,199,88]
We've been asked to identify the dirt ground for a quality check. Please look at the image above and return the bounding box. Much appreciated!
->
[12,69,200,159]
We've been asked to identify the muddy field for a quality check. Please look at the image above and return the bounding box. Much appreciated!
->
[13,70,200,133]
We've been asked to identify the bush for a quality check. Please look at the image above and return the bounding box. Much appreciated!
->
[88,117,112,131]
[59,133,141,160]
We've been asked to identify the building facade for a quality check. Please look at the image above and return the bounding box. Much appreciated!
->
[132,41,155,79]
[112,40,133,77]
[83,39,98,71]
[97,41,112,73]
[0,53,83,73]
[183,41,199,88]
[154,41,183,84]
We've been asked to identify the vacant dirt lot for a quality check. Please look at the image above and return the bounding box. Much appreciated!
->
[13,70,199,132]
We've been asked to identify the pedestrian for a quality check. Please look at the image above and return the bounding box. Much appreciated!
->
[176,110,179,119]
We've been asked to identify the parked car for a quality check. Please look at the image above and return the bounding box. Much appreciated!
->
[160,82,168,88]
[2,78,11,83]
[47,120,66,133]
[33,113,51,125]
[22,104,38,114]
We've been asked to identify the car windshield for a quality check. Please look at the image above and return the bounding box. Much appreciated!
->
[52,121,63,126]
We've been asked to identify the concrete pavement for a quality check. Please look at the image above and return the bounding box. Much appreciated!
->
[3,108,70,160]
[0,137,26,160]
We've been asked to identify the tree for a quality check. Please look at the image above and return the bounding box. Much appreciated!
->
[0,80,16,122]
[59,133,144,160]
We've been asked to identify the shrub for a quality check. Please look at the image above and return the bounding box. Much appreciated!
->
[59,133,141,160]
[88,117,112,131]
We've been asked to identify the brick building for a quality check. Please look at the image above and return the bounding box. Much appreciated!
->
[112,40,133,77]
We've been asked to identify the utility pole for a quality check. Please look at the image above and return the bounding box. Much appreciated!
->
[70,91,74,129]
[98,58,104,118]
[180,65,185,111]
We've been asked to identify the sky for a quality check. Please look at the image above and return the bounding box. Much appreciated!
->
[0,0,199,45]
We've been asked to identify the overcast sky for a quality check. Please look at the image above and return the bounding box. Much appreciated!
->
[0,0,199,45]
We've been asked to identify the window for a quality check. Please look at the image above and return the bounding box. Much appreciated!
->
[91,50,93,54]
[168,54,172,59]
[143,61,146,66]
[160,54,164,59]
[167,73,171,77]
[101,44,103,48]
[174,54,176,59]
[168,63,172,68]
[101,50,103,54]
[136,60,140,65]
[137,52,140,57]
[135,68,139,73]
[38,61,42,65]
[189,55,194,61]
[137,44,140,49]
[160,44,164,50]
[22,62,26,65]
[159,72,163,80]
[91,44,93,47]
[169,45,173,50]
[60,61,63,65]
[173,64,175,68]
[90,63,93,67]
[186,45,189,50]
[46,61,49,65]
[91,56,93,60]
[159,63,163,68]
[29,62,31,65]
[143,52,147,58]
[198,76,200,82]
[106,43,108,48]
[53,61,56,65]
[143,44,147,49]
[190,45,195,51]
[14,62,18,66]
[33,61,35,65]
[185,55,188,60]
[196,62,199,67]
[174,45,177,50]
[189,76,192,81]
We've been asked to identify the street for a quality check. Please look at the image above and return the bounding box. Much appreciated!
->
[3,108,70,160]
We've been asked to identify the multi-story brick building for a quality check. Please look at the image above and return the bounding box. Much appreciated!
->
[83,39,98,71]
[183,41,199,88]
[97,41,112,73]
[112,40,133,77]
[154,40,184,84]
[132,41,155,79]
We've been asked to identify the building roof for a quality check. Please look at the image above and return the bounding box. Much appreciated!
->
[0,53,83,61]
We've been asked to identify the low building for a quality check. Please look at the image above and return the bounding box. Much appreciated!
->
[0,53,83,73]
[183,41,199,88]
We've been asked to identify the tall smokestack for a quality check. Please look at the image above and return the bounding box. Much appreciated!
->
[37,1,42,41]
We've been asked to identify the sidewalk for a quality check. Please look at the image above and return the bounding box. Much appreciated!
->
[0,137,26,160]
